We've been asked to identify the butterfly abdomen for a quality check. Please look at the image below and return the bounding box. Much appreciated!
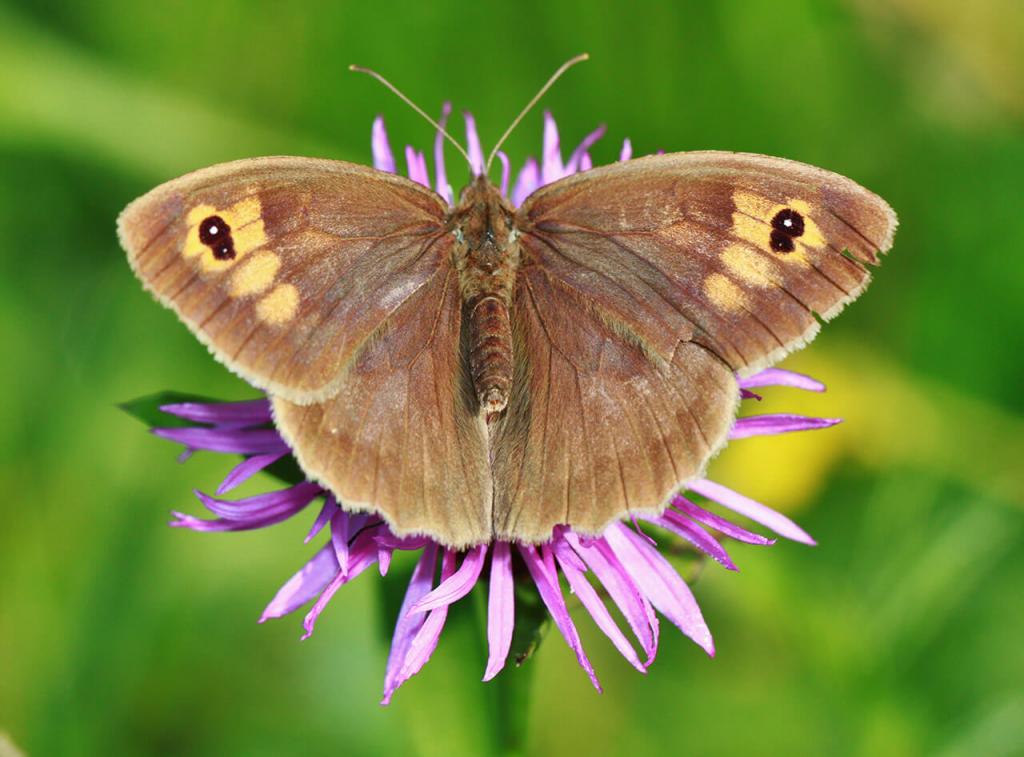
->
[451,175,520,416]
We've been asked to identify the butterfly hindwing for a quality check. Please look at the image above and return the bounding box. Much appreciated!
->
[490,265,738,543]
[516,151,897,375]
[118,157,451,403]
[271,266,493,547]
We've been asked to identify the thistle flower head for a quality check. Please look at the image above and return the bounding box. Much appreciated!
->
[142,111,839,704]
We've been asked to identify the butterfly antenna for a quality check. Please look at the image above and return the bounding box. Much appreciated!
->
[485,53,590,173]
[349,64,473,169]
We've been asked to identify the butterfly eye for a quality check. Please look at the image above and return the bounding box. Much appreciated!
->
[198,215,236,260]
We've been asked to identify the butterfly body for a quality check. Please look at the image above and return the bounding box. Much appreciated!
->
[450,175,519,414]
[120,149,895,548]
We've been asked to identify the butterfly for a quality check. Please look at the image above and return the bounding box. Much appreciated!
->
[118,58,896,549]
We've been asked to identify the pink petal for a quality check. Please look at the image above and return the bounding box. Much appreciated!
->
[382,548,457,704]
[496,151,510,198]
[619,138,633,161]
[159,399,271,425]
[483,541,515,681]
[739,368,826,392]
[512,157,540,207]
[260,540,339,622]
[730,414,841,439]
[688,479,817,545]
[519,544,601,691]
[372,116,396,173]
[433,102,453,204]
[604,522,714,656]
[646,511,738,571]
[216,451,286,494]
[194,481,321,520]
[382,545,438,700]
[563,531,659,666]
[300,531,379,639]
[551,539,645,672]
[464,111,485,176]
[541,111,564,184]
[564,125,606,173]
[409,544,487,615]
[303,496,338,544]
[671,495,774,546]
[405,146,430,188]
[152,427,287,455]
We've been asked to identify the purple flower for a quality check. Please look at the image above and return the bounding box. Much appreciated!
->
[150,111,839,704]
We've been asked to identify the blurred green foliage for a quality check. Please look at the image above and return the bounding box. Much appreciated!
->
[1,1,1022,755]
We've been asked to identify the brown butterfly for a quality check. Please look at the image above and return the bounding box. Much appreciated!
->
[118,57,896,549]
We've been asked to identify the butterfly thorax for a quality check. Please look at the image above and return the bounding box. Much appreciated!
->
[450,175,520,417]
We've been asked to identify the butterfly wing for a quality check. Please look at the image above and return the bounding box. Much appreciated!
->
[118,157,452,403]
[516,151,897,374]
[491,151,896,540]
[491,266,738,542]
[121,157,493,544]
[272,265,493,546]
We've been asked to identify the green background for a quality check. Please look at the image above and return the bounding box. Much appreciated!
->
[1,1,1022,755]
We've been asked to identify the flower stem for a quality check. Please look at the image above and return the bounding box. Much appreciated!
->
[491,664,533,757]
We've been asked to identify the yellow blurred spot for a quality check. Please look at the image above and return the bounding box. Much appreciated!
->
[257,283,298,324]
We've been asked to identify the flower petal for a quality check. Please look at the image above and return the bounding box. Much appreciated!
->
[159,398,272,425]
[301,530,380,639]
[195,481,321,520]
[372,116,396,173]
[382,544,438,701]
[730,414,841,439]
[519,543,601,691]
[619,138,633,161]
[152,426,287,455]
[483,541,514,681]
[496,151,510,198]
[216,451,286,494]
[645,511,737,571]
[688,478,817,545]
[739,368,825,392]
[671,495,774,545]
[464,112,485,176]
[603,522,714,656]
[512,157,540,207]
[405,146,430,188]
[564,124,606,173]
[304,496,338,544]
[408,544,487,615]
[541,111,563,183]
[433,102,453,204]
[383,549,458,704]
[551,538,645,672]
[260,540,339,622]
[563,531,659,666]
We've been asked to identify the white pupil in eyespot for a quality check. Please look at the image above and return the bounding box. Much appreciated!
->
[208,225,219,234]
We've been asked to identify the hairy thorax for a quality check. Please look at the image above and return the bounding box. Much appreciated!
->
[449,175,520,416]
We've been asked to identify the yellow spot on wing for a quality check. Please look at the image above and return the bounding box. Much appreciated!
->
[721,244,776,287]
[704,273,748,312]
[231,250,280,296]
[257,283,298,324]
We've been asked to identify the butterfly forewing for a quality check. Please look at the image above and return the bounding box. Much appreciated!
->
[516,151,897,375]
[118,157,451,403]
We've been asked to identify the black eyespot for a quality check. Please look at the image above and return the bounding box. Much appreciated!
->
[770,229,796,253]
[212,239,236,260]
[771,208,805,238]
[199,215,230,244]
[198,214,236,260]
